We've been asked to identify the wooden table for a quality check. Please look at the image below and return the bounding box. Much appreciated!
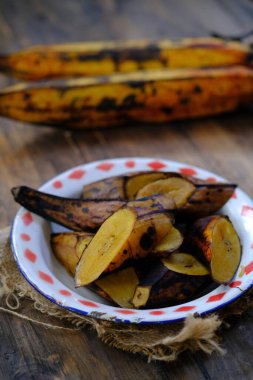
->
[0,1,253,379]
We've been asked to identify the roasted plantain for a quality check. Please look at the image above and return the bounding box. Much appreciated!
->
[75,209,173,286]
[94,267,139,308]
[187,215,241,283]
[51,232,93,274]
[12,186,175,231]
[0,38,251,80]
[82,172,167,200]
[131,253,210,308]
[1,67,252,128]
[82,172,237,218]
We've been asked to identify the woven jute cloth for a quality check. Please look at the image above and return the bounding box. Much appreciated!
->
[0,227,252,362]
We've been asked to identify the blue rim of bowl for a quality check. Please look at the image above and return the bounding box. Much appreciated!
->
[10,157,253,324]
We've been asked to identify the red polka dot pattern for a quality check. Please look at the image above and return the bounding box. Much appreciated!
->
[59,290,72,296]
[78,300,99,307]
[125,160,136,168]
[21,233,31,241]
[147,161,167,170]
[206,177,217,182]
[22,212,33,226]
[231,191,237,199]
[53,180,63,189]
[207,292,225,302]
[114,309,136,315]
[229,281,242,288]
[96,163,114,171]
[68,169,85,179]
[174,306,196,312]
[179,167,197,176]
[245,261,253,275]
[38,271,54,284]
[24,248,37,263]
[241,205,253,217]
[149,310,165,315]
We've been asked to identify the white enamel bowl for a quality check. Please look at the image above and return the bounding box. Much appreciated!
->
[11,158,253,324]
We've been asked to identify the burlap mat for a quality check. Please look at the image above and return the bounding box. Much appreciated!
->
[0,227,252,362]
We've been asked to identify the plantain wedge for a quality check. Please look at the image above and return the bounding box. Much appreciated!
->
[131,253,210,308]
[51,232,94,274]
[82,172,167,200]
[75,209,173,286]
[152,225,183,256]
[94,267,139,308]
[136,176,196,206]
[136,174,237,218]
[187,215,241,283]
[51,234,138,307]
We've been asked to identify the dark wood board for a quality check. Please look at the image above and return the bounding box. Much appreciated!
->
[0,1,253,379]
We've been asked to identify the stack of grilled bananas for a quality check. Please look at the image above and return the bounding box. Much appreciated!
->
[0,37,252,129]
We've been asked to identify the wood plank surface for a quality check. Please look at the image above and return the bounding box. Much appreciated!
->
[0,1,253,379]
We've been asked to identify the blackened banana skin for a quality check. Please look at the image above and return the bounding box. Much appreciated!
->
[0,37,251,80]
[11,186,175,231]
[0,67,252,129]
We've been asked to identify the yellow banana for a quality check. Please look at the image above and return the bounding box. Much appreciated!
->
[0,66,252,129]
[0,38,252,80]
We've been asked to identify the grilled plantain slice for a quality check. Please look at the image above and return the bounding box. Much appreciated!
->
[125,172,167,199]
[187,215,241,283]
[51,232,138,307]
[178,182,237,218]
[75,209,172,286]
[94,267,139,308]
[81,172,167,200]
[136,175,237,218]
[51,223,180,275]
[51,232,94,274]
[131,253,210,308]
[153,226,183,256]
[136,176,196,206]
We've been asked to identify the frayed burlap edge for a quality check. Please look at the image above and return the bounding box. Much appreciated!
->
[0,227,252,363]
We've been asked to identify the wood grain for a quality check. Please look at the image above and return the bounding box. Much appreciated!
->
[0,0,253,379]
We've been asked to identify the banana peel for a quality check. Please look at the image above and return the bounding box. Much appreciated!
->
[0,37,251,80]
[0,66,252,128]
